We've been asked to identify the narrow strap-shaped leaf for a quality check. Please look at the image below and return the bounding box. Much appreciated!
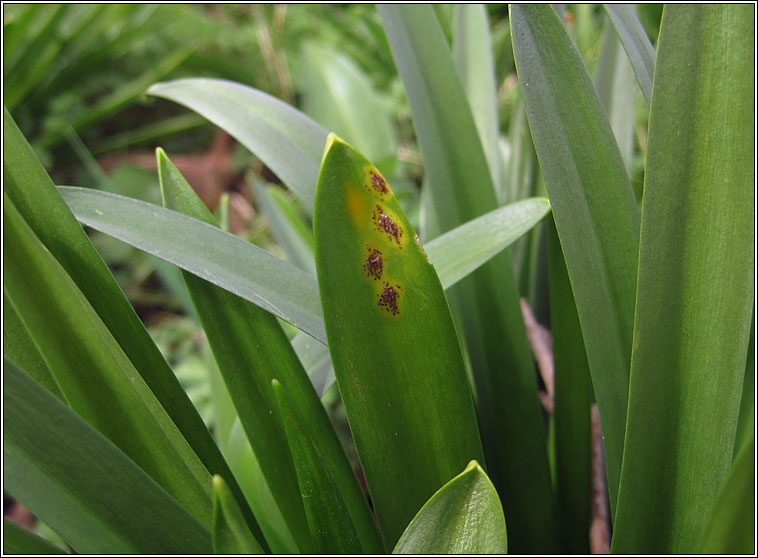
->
[314,134,485,547]
[272,379,362,554]
[4,194,212,526]
[612,5,754,552]
[453,4,502,192]
[59,185,327,343]
[547,218,592,554]
[697,436,755,554]
[380,7,555,551]
[393,461,507,554]
[148,78,327,213]
[604,4,655,105]
[158,149,382,554]
[4,360,211,554]
[2,110,259,543]
[511,4,640,512]
[211,476,264,555]
[426,197,551,290]
[2,519,66,555]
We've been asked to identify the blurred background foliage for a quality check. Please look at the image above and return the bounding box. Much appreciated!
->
[3,4,662,545]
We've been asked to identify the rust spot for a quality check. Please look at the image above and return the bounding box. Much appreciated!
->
[378,283,401,315]
[373,205,403,246]
[370,171,388,194]
[363,247,383,280]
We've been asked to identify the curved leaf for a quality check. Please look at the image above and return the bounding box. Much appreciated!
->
[612,5,754,552]
[147,78,327,213]
[314,134,484,546]
[393,461,507,555]
[4,360,211,555]
[511,4,640,511]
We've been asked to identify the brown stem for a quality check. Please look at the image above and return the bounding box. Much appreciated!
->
[590,404,611,554]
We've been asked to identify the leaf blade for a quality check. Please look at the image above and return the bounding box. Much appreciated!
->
[510,4,640,511]
[314,134,485,547]
[604,4,656,105]
[147,78,327,213]
[612,5,754,552]
[393,461,507,555]
[4,360,211,555]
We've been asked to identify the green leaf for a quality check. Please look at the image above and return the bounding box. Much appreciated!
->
[547,218,592,554]
[510,4,640,512]
[299,41,397,176]
[314,134,484,547]
[426,197,551,290]
[734,315,755,458]
[453,4,502,192]
[393,461,507,554]
[380,7,555,551]
[3,193,212,526]
[604,4,655,106]
[291,331,334,397]
[252,181,316,275]
[3,360,211,554]
[59,185,326,343]
[147,78,328,213]
[594,21,637,172]
[2,110,259,543]
[3,292,63,401]
[697,436,755,554]
[2,519,66,555]
[158,149,381,554]
[612,5,754,553]
[272,379,362,554]
[60,186,550,349]
[211,476,264,555]
[220,419,299,554]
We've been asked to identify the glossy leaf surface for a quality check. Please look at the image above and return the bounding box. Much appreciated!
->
[314,134,484,546]
[393,461,507,555]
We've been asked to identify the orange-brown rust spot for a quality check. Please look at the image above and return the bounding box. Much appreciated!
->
[378,283,401,315]
[373,205,403,246]
[346,187,365,226]
[370,171,388,194]
[363,246,383,280]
